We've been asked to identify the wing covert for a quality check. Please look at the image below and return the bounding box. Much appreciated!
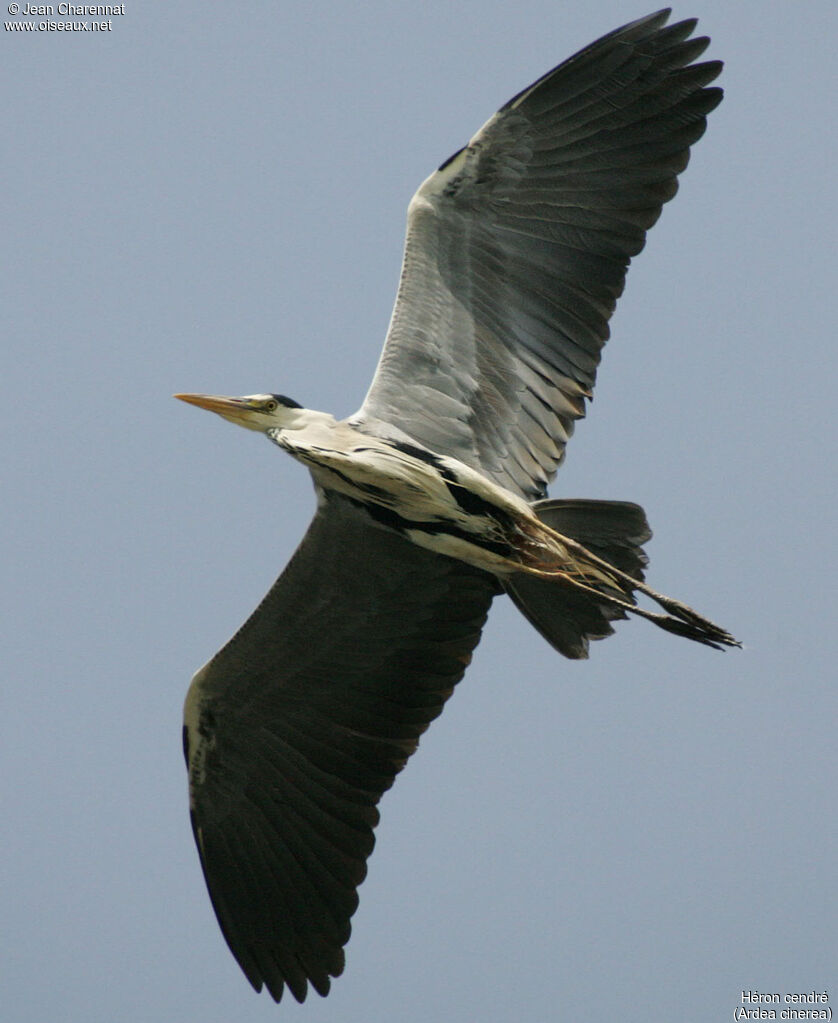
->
[184,495,498,1002]
[356,10,722,499]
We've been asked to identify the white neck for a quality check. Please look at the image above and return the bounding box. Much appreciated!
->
[267,406,336,441]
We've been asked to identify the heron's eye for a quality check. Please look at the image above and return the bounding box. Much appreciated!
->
[264,399,278,413]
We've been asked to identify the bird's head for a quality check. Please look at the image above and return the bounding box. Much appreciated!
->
[174,392,307,432]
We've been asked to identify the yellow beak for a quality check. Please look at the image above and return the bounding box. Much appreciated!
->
[174,393,262,429]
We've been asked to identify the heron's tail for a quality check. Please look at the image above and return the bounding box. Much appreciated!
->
[505,499,739,658]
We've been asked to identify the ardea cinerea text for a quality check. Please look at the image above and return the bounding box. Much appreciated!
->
[176,9,736,1002]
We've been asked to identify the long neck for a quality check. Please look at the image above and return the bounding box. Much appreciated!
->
[266,407,337,447]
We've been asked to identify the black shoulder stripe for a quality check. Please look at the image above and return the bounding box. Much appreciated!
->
[373,438,517,525]
[335,493,514,560]
[439,473,503,518]
[385,439,445,468]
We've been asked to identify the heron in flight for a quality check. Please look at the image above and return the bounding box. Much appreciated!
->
[176,9,736,1002]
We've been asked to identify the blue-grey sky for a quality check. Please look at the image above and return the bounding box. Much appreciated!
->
[3,3,836,1021]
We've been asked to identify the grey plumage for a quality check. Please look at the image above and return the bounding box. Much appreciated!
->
[356,8,721,500]
[178,10,732,1003]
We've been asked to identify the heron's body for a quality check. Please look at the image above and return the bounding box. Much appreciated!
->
[176,10,737,1004]
[272,413,559,575]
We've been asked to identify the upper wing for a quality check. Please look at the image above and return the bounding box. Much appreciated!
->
[184,495,498,1002]
[355,10,722,500]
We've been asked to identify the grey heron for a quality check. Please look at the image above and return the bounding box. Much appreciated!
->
[176,9,736,1003]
